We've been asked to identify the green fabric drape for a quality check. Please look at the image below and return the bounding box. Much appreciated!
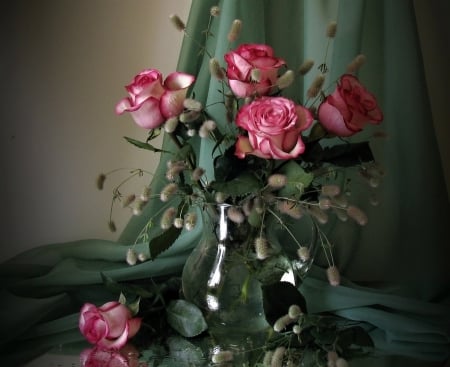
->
[1,0,449,365]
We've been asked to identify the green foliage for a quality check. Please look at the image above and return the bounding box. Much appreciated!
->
[278,161,314,198]
[166,300,208,338]
[210,172,262,197]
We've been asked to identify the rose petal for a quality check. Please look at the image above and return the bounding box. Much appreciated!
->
[129,97,164,129]
[100,304,130,339]
[97,322,130,350]
[160,89,188,118]
[163,72,195,90]
[318,102,356,136]
[234,135,254,158]
[126,318,142,339]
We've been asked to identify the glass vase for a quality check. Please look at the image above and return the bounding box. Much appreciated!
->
[181,203,318,364]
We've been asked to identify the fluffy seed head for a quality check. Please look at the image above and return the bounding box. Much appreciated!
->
[179,110,200,123]
[267,174,287,190]
[227,206,245,224]
[210,5,220,17]
[140,186,151,202]
[160,183,178,202]
[108,220,117,233]
[160,207,177,229]
[298,59,314,75]
[319,196,332,210]
[184,212,197,231]
[308,205,329,224]
[254,237,270,260]
[227,19,242,42]
[271,346,286,367]
[96,173,106,190]
[173,217,184,229]
[332,207,348,222]
[273,314,293,332]
[137,252,148,262]
[191,167,205,181]
[288,304,302,319]
[132,200,146,216]
[166,165,185,181]
[250,68,261,82]
[169,14,185,31]
[297,246,310,262]
[183,98,203,111]
[126,248,137,266]
[214,191,228,204]
[321,184,341,197]
[209,58,226,80]
[307,74,325,98]
[276,200,303,219]
[331,194,349,208]
[326,21,338,37]
[122,194,136,208]
[327,265,341,286]
[346,205,368,225]
[276,70,295,89]
[164,116,179,133]
[347,54,367,73]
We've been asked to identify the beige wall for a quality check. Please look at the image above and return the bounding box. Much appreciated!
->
[0,1,192,261]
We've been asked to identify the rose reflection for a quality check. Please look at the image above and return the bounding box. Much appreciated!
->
[80,344,144,367]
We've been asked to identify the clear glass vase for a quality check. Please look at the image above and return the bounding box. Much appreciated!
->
[181,203,318,364]
[182,204,270,337]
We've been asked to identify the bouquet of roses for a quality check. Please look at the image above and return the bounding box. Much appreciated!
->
[83,10,384,367]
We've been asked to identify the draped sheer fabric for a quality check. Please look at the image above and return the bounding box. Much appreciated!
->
[1,0,448,365]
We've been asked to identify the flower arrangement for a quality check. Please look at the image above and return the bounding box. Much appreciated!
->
[83,7,384,367]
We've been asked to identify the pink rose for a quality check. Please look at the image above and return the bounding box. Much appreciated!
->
[79,301,142,350]
[235,97,313,159]
[115,69,195,129]
[318,74,383,136]
[80,344,140,367]
[224,44,286,98]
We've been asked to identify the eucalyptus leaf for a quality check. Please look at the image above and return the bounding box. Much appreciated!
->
[278,161,313,197]
[166,300,208,338]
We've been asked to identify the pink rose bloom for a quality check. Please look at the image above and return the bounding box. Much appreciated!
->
[235,97,313,160]
[224,44,286,98]
[79,301,142,350]
[318,74,383,136]
[80,345,140,367]
[115,69,195,129]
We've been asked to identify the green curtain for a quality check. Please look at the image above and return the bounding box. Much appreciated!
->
[1,0,449,365]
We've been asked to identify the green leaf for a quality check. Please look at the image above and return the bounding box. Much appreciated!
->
[124,136,169,153]
[211,172,262,197]
[149,225,182,260]
[166,336,206,366]
[278,161,313,197]
[149,200,189,260]
[166,300,208,338]
[321,141,375,166]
